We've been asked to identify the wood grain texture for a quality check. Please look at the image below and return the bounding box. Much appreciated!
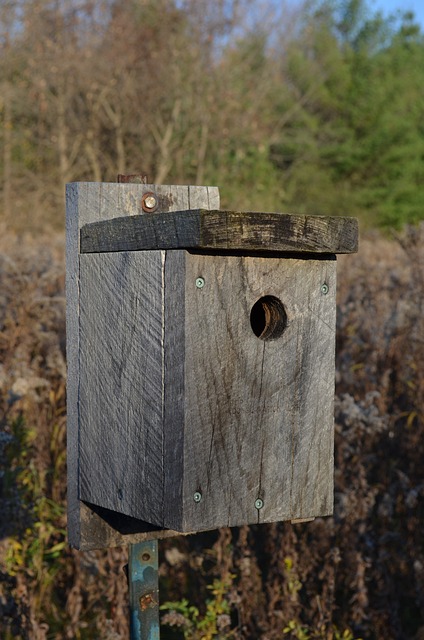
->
[80,210,358,255]
[79,250,164,524]
[65,182,83,548]
[78,504,182,551]
[162,250,186,530]
[66,183,219,549]
[180,255,336,531]
[68,181,339,543]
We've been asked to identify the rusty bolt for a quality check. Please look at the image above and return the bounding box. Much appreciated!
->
[141,192,158,212]
[140,593,157,611]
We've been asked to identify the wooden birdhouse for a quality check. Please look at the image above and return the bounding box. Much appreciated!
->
[66,182,358,550]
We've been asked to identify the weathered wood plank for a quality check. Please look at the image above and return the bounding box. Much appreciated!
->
[78,504,183,551]
[79,250,164,524]
[80,210,358,255]
[66,182,83,548]
[180,255,336,531]
[66,182,219,549]
[162,250,186,531]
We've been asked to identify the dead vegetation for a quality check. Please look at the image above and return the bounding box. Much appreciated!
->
[0,226,423,639]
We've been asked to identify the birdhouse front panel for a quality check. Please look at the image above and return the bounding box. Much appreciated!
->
[162,252,337,532]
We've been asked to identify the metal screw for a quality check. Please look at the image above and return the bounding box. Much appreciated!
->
[321,283,329,295]
[255,498,264,510]
[141,192,158,212]
[195,277,205,289]
[193,491,202,503]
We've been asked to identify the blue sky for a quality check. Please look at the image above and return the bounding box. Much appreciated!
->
[370,0,424,28]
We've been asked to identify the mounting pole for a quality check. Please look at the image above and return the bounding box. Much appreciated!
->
[129,540,160,640]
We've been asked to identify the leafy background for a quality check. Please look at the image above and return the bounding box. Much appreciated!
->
[1,0,424,638]
[2,0,424,231]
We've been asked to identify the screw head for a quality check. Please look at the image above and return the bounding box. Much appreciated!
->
[141,192,158,212]
[193,491,202,503]
[255,498,264,510]
[321,283,329,295]
[195,277,205,289]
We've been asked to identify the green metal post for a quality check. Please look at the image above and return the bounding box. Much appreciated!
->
[129,540,160,640]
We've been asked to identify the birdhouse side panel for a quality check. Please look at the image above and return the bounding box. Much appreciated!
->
[78,250,165,527]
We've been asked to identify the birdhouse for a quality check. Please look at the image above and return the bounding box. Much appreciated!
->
[66,182,358,550]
